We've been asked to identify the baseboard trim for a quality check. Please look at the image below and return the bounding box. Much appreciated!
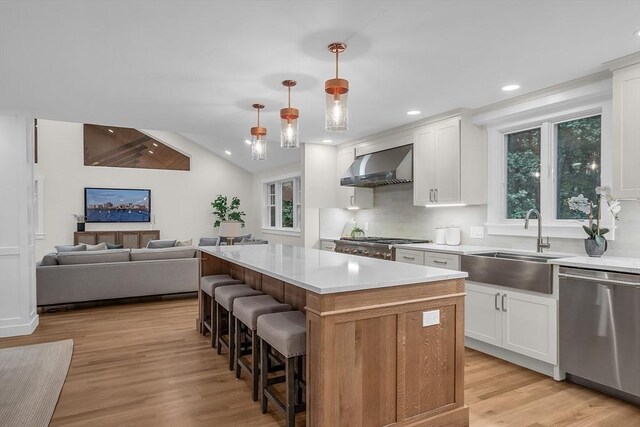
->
[0,314,39,338]
[38,292,197,313]
[465,337,562,380]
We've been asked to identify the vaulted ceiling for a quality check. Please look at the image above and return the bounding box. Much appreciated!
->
[1,1,638,172]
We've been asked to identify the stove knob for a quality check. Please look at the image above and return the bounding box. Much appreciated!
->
[363,250,370,256]
[351,249,359,254]
[384,253,392,260]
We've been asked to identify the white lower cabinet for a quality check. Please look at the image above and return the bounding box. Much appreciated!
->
[320,240,336,252]
[395,249,425,265]
[465,281,557,365]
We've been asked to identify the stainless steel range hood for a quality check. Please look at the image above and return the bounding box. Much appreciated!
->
[340,144,413,188]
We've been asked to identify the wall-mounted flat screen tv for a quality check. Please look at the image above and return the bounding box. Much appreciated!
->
[85,188,151,223]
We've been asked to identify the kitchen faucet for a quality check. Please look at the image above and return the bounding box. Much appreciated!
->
[524,208,551,253]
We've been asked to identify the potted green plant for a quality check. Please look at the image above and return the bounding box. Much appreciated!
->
[211,195,246,241]
[350,227,365,238]
[567,186,620,257]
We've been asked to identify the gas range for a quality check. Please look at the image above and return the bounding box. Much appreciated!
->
[333,237,431,260]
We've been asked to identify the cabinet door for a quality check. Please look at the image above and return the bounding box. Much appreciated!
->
[96,231,117,245]
[395,249,425,265]
[74,232,96,245]
[140,230,160,248]
[465,282,502,347]
[424,253,460,270]
[320,240,336,252]
[501,290,557,364]
[413,125,436,206]
[119,231,141,249]
[612,63,640,198]
[434,117,461,204]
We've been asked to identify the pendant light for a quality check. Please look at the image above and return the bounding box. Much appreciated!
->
[280,80,299,148]
[250,103,267,160]
[325,42,349,131]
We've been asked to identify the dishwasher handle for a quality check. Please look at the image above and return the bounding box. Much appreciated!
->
[558,272,640,288]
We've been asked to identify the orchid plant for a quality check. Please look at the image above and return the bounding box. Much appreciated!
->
[72,213,85,223]
[567,186,620,246]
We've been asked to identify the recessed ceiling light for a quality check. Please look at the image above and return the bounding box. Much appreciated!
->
[148,150,154,154]
[108,128,114,133]
[502,84,521,91]
[322,139,332,143]
[224,150,232,155]
[244,139,252,145]
[406,110,421,115]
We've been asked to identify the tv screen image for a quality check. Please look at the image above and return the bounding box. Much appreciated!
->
[85,188,151,223]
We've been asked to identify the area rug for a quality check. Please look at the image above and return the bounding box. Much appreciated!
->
[0,339,74,427]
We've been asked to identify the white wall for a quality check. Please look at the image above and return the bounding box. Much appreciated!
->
[0,115,38,337]
[302,144,337,248]
[352,184,640,258]
[251,161,303,246]
[34,120,254,258]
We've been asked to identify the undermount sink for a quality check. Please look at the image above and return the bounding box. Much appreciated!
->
[461,251,560,294]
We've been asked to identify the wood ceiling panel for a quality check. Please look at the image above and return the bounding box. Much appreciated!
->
[84,124,190,171]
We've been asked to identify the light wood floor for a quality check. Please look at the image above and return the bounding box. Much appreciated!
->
[0,298,637,426]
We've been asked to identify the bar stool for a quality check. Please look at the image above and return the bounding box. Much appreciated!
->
[200,275,242,346]
[233,295,291,401]
[214,284,262,370]
[257,311,306,426]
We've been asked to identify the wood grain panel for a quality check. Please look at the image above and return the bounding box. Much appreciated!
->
[95,232,117,245]
[139,230,160,248]
[261,275,284,302]
[284,283,306,312]
[229,264,244,282]
[120,232,140,249]
[401,305,456,418]
[243,269,262,291]
[74,232,96,245]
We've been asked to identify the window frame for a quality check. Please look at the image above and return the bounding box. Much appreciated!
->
[262,173,302,235]
[486,101,614,239]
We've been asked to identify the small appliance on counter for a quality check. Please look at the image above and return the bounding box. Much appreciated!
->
[445,227,461,246]
[334,237,431,260]
[435,227,447,245]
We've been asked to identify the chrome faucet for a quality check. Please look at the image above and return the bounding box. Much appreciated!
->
[524,208,551,253]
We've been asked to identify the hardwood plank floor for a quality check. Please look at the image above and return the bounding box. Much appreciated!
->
[0,299,637,426]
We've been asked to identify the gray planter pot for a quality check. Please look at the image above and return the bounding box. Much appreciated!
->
[584,238,607,257]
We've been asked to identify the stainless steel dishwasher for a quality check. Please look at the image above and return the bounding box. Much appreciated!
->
[559,267,640,404]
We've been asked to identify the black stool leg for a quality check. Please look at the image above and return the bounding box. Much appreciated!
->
[286,356,295,426]
[229,311,236,371]
[235,318,242,378]
[216,303,224,355]
[260,339,269,414]
[252,330,259,401]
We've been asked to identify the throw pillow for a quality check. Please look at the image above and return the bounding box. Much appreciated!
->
[55,244,87,253]
[146,239,177,249]
[86,242,108,251]
[40,252,59,266]
[198,237,220,247]
[174,239,193,247]
[105,243,124,249]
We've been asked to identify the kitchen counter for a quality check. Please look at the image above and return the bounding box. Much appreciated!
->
[395,243,497,254]
[197,243,468,426]
[548,256,640,274]
[198,244,467,294]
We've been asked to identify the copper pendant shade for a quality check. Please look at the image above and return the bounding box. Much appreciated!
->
[325,42,349,131]
[250,103,267,160]
[280,80,300,149]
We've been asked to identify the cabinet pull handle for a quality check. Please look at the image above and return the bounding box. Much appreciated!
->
[435,188,438,202]
[501,294,507,312]
[433,260,448,265]
[350,195,354,206]
[495,293,500,311]
[403,256,415,260]
[429,189,433,202]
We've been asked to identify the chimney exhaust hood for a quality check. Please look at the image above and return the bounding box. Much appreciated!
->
[340,144,413,188]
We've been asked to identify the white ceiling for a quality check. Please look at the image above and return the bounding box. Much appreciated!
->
[1,1,639,173]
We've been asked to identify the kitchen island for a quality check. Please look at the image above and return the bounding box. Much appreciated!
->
[198,244,469,427]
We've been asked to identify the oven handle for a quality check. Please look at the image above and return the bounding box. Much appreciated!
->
[558,273,640,288]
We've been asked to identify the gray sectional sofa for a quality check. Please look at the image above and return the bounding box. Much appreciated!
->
[36,246,199,306]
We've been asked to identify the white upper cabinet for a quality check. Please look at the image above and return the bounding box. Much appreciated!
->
[413,115,486,206]
[611,60,640,199]
[336,147,373,209]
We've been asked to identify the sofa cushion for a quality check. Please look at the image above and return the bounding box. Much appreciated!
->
[55,244,86,253]
[57,249,130,265]
[40,252,59,266]
[146,239,177,249]
[174,239,193,247]
[105,243,124,249]
[130,246,196,261]
[198,237,220,247]
[86,242,108,251]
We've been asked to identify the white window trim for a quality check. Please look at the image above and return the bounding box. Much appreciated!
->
[486,100,614,239]
[262,172,302,234]
[34,175,45,240]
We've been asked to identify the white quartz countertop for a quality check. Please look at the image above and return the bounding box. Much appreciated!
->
[548,256,640,275]
[198,244,467,294]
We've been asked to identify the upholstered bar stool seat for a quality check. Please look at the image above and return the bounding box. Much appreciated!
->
[233,295,291,401]
[257,311,307,426]
[214,284,263,370]
[200,275,243,346]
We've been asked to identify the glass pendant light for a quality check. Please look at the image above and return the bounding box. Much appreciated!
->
[250,103,267,160]
[325,42,349,131]
[280,80,300,148]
